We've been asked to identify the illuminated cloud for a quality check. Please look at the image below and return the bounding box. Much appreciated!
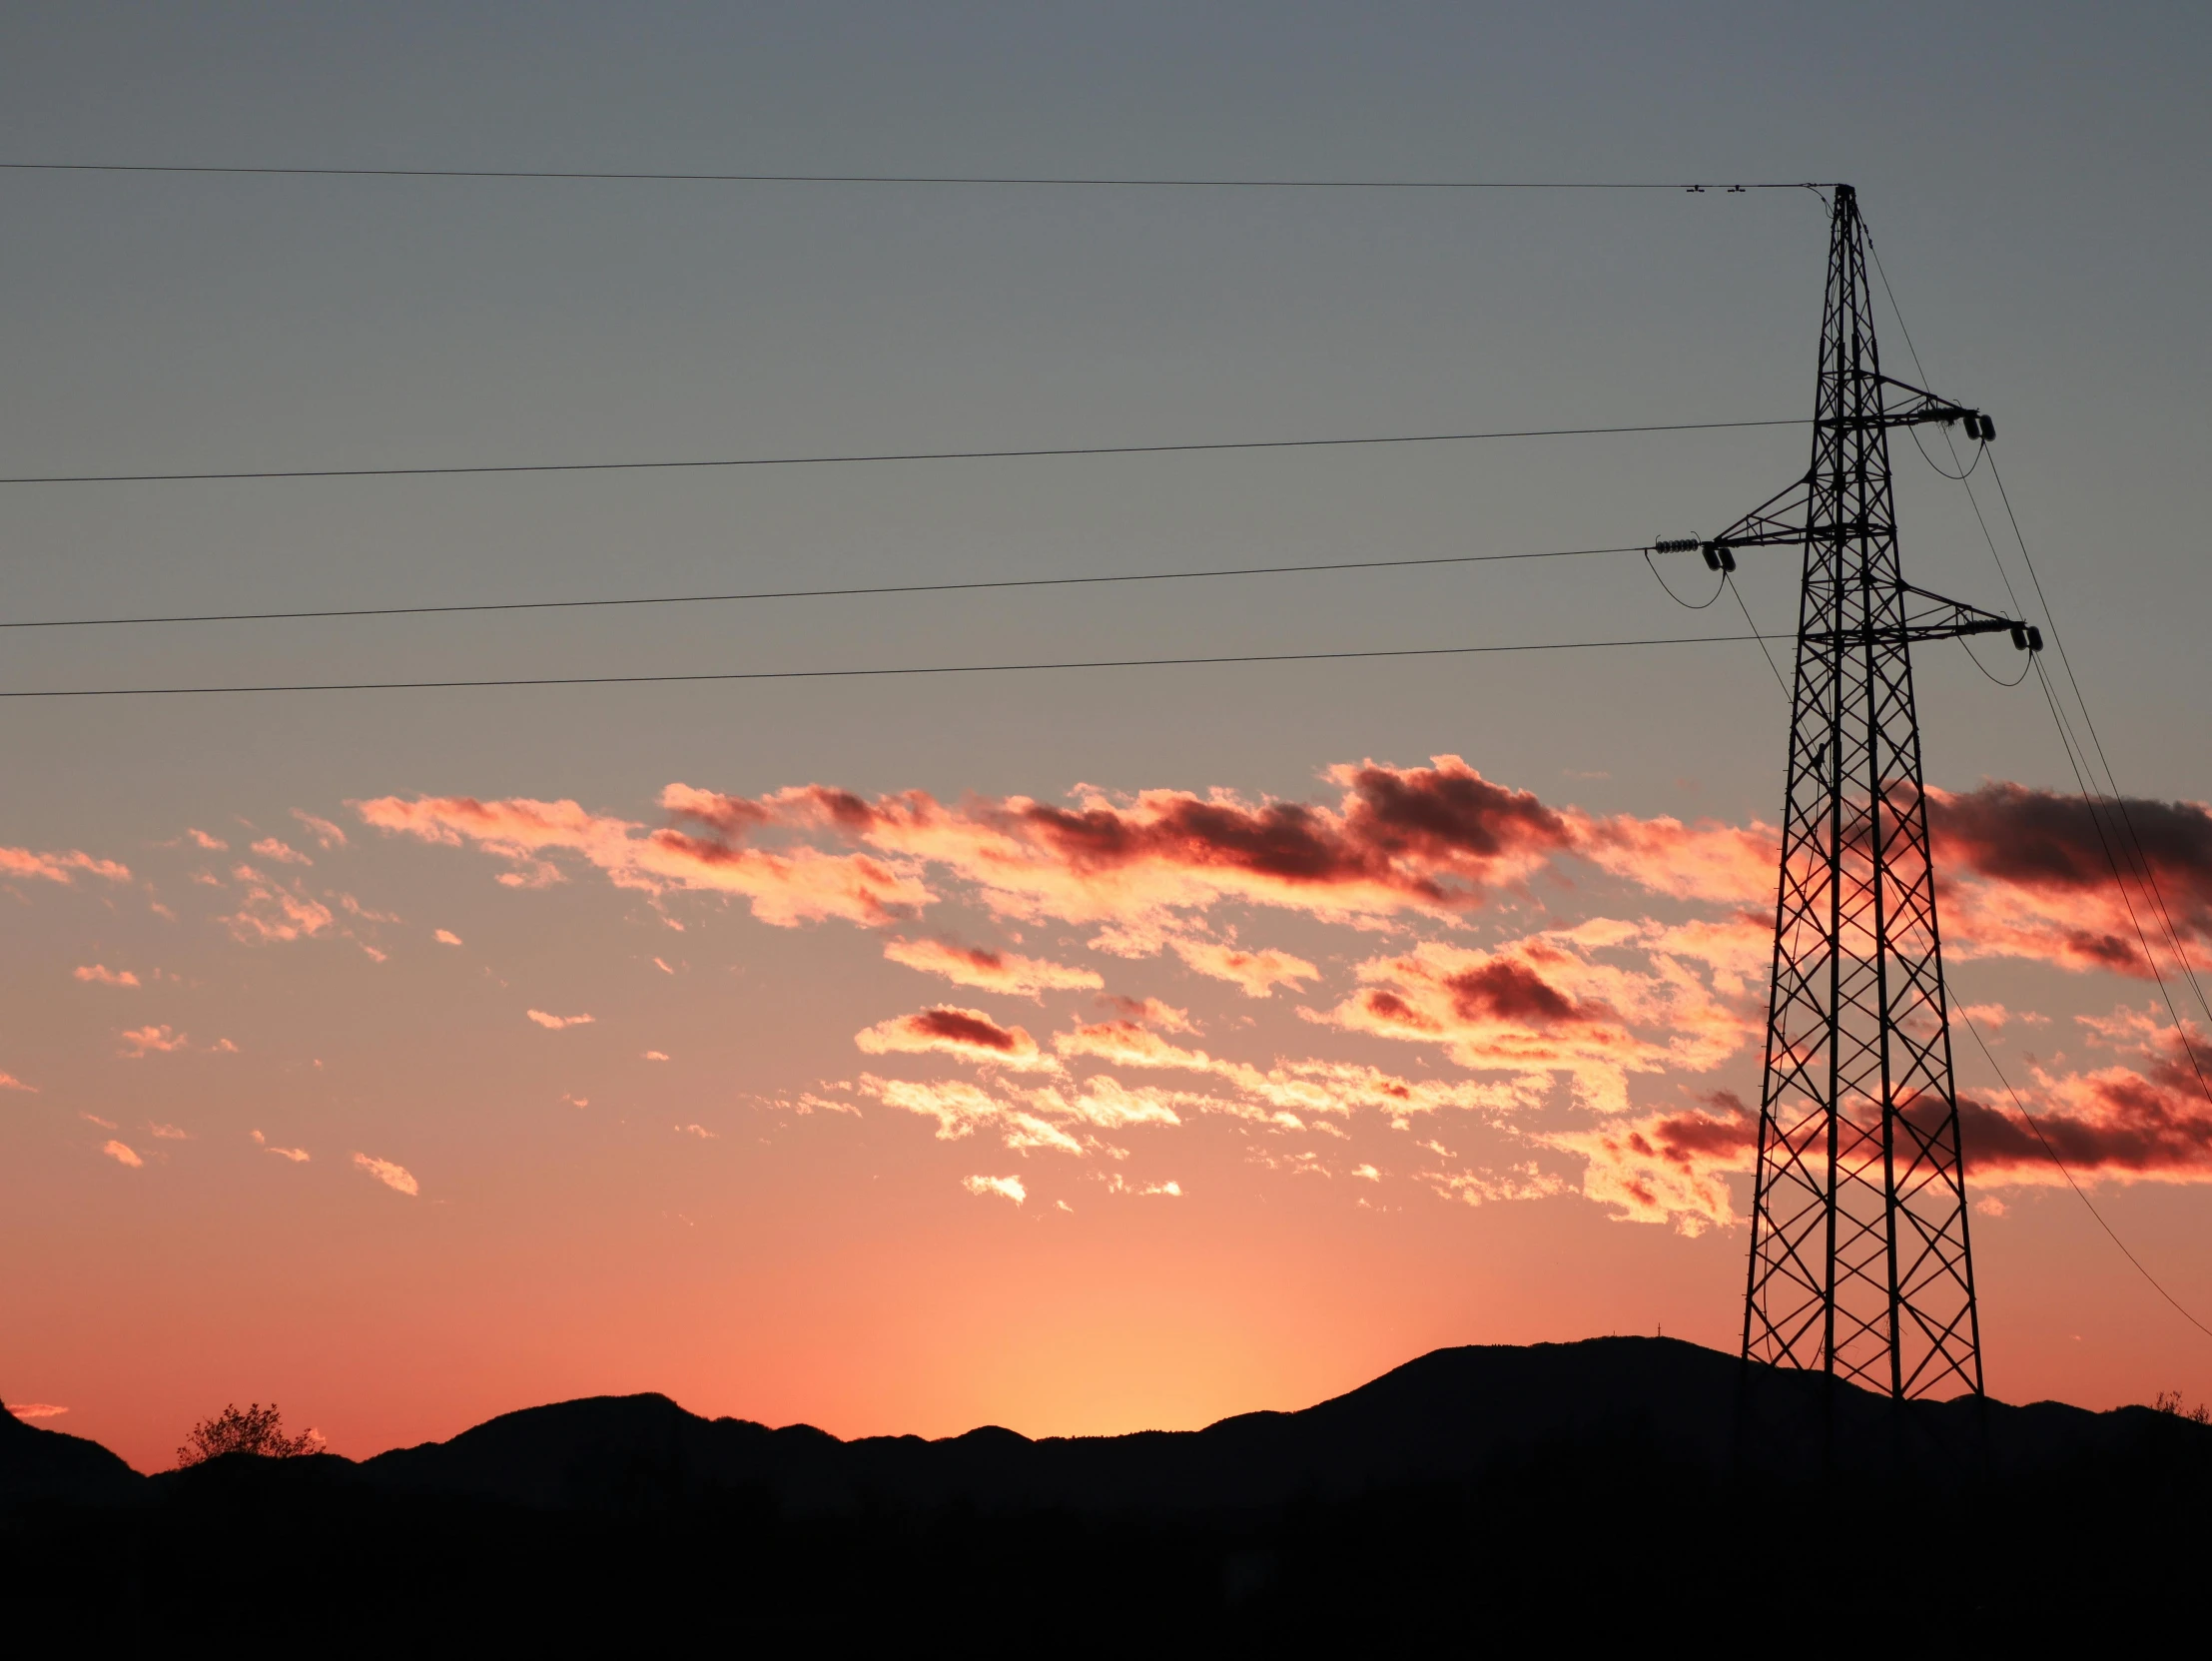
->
[433,929,463,946]
[1096,995,1198,1033]
[1319,928,1753,1113]
[855,1007,1055,1071]
[526,1010,595,1030]
[1570,811,1779,906]
[1547,1092,1758,1234]
[147,1123,191,1140]
[644,1050,670,1062]
[6,1403,68,1420]
[252,1131,311,1163]
[290,810,349,849]
[0,1072,34,1093]
[221,876,336,946]
[251,837,313,866]
[185,828,228,852]
[855,1075,1086,1154]
[118,1025,191,1058]
[677,1124,717,1139]
[355,792,934,927]
[1956,1008,2212,1188]
[883,937,1104,998]
[1166,936,1319,998]
[962,1174,1027,1205]
[73,965,140,988]
[1104,1175,1183,1197]
[101,1140,143,1169]
[0,845,132,886]
[1421,1163,1572,1209]
[1928,783,2212,975]
[353,1153,419,1196]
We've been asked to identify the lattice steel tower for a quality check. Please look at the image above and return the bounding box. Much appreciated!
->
[1688,186,2036,1399]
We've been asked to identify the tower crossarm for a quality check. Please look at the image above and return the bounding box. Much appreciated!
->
[1802,583,2039,651]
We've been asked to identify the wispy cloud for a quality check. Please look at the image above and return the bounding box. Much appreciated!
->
[433,929,463,946]
[884,937,1104,999]
[117,1025,191,1058]
[6,1403,68,1421]
[855,1007,1055,1071]
[962,1174,1027,1205]
[73,964,140,988]
[147,1123,192,1141]
[0,1071,38,1093]
[290,810,349,850]
[526,1009,595,1030]
[102,1140,143,1168]
[252,1131,311,1163]
[251,837,313,866]
[1,845,131,885]
[352,1153,418,1196]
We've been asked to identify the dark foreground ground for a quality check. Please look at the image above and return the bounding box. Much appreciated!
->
[7,1336,2208,1646]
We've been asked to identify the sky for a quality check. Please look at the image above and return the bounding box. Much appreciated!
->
[2,3,2209,1472]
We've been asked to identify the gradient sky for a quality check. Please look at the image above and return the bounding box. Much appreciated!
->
[4,3,2209,1472]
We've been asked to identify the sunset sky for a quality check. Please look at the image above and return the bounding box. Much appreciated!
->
[5,4,2209,1472]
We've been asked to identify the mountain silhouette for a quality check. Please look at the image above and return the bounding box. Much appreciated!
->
[6,1336,2207,1643]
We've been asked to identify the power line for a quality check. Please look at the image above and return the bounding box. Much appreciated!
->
[1956,1005,2212,1344]
[0,418,1809,487]
[2032,656,2212,1113]
[0,629,1787,698]
[0,542,1645,631]
[0,162,1828,191]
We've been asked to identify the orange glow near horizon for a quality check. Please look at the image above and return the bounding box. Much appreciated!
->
[7,756,2212,1472]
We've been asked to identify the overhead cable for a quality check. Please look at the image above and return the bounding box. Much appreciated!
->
[1957,1005,2212,1344]
[0,162,1829,191]
[0,418,1809,487]
[0,629,1788,698]
[0,542,1647,631]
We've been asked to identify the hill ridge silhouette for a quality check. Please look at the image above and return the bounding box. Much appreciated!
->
[8,1335,2209,1641]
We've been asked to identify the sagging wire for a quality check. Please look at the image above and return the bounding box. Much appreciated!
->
[1643,544,1727,609]
[1956,1003,2212,1344]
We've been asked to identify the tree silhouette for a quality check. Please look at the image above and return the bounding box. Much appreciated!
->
[2150,1389,2211,1424]
[175,1402,324,1466]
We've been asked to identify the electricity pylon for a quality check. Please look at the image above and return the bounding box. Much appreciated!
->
[1683,185,2037,1399]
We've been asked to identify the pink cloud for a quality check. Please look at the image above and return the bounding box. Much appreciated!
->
[1166,936,1319,998]
[962,1174,1027,1205]
[855,1007,1055,1072]
[102,1140,143,1168]
[356,792,933,927]
[73,965,140,988]
[433,929,463,946]
[1318,928,1754,1114]
[856,1074,1086,1154]
[883,937,1104,998]
[643,1050,670,1062]
[221,876,335,946]
[526,1010,595,1031]
[1547,1092,1758,1233]
[0,845,131,885]
[6,1403,68,1420]
[0,1072,34,1093]
[291,810,349,849]
[352,1153,418,1196]
[251,837,313,866]
[147,1123,192,1140]
[118,1025,190,1058]
[252,1131,311,1163]
[185,828,228,851]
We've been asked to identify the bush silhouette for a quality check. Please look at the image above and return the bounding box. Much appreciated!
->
[176,1403,324,1467]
